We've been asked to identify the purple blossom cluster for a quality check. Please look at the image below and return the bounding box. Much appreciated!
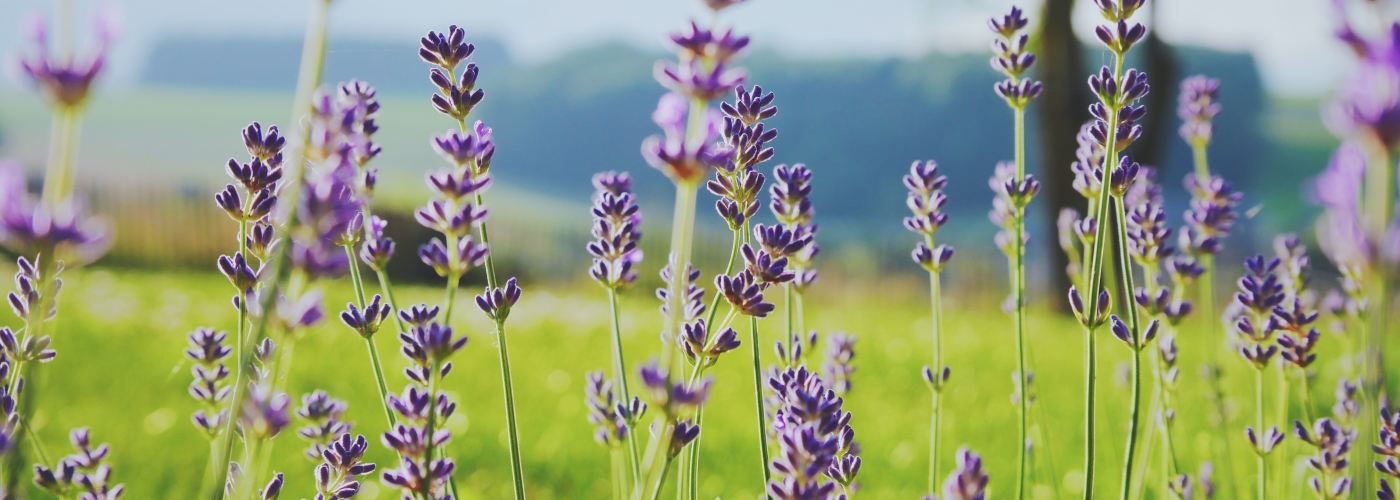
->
[295,391,353,460]
[766,367,860,499]
[905,161,954,273]
[15,7,119,109]
[931,448,989,500]
[822,333,857,396]
[0,163,111,266]
[296,82,383,280]
[33,428,125,499]
[588,172,644,288]
[642,17,752,185]
[1178,76,1221,146]
[187,328,232,437]
[380,305,467,498]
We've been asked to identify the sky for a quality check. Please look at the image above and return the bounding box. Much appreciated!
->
[0,0,1370,97]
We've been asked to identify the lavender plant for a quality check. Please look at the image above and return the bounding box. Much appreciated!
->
[417,26,529,498]
[206,0,337,495]
[379,310,467,500]
[1122,167,1192,497]
[635,360,712,500]
[1059,1,1153,497]
[903,159,954,494]
[1229,255,1287,499]
[629,1,779,496]
[932,448,989,500]
[0,7,123,495]
[1314,3,1400,493]
[987,7,1043,498]
[585,371,645,499]
[586,171,646,491]
[1375,406,1400,498]
[1175,75,1243,495]
[33,428,124,499]
[765,366,859,499]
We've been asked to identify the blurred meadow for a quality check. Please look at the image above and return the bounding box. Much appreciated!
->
[15,264,1364,499]
[0,0,1387,499]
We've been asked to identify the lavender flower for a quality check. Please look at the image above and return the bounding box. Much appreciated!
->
[15,8,118,109]
[716,270,774,318]
[421,26,484,122]
[475,277,522,322]
[588,172,644,288]
[643,93,726,184]
[1232,255,1285,368]
[584,372,629,446]
[1178,75,1221,146]
[935,448,989,500]
[638,360,711,418]
[1375,406,1400,497]
[766,367,853,500]
[658,264,706,324]
[988,162,1039,259]
[1125,187,1174,266]
[380,314,465,498]
[1294,418,1355,498]
[296,391,353,461]
[33,428,125,499]
[313,433,375,500]
[677,320,742,368]
[905,160,955,273]
[823,333,856,396]
[1323,16,1400,150]
[0,164,111,264]
[770,164,814,228]
[989,7,1043,108]
[241,383,292,441]
[187,328,232,438]
[359,215,394,271]
[339,294,391,338]
[1181,174,1242,257]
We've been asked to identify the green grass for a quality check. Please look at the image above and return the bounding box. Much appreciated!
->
[1,265,1360,499]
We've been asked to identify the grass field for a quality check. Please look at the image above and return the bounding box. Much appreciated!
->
[0,263,1362,499]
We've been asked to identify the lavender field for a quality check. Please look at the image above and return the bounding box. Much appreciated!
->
[0,0,1395,499]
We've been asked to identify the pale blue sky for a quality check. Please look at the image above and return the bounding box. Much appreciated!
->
[0,0,1369,96]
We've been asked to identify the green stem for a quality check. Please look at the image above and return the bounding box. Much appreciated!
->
[40,108,80,210]
[748,315,772,491]
[374,269,410,335]
[648,453,678,500]
[612,449,624,500]
[1255,365,1266,500]
[495,319,527,500]
[1006,77,1031,500]
[208,1,331,497]
[1080,50,1127,500]
[422,362,440,500]
[928,267,944,495]
[608,287,644,492]
[662,182,700,369]
[784,282,795,365]
[344,245,396,427]
[684,228,742,500]
[1113,196,1145,500]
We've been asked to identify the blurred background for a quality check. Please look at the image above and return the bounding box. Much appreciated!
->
[0,0,1368,498]
[0,0,1350,290]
